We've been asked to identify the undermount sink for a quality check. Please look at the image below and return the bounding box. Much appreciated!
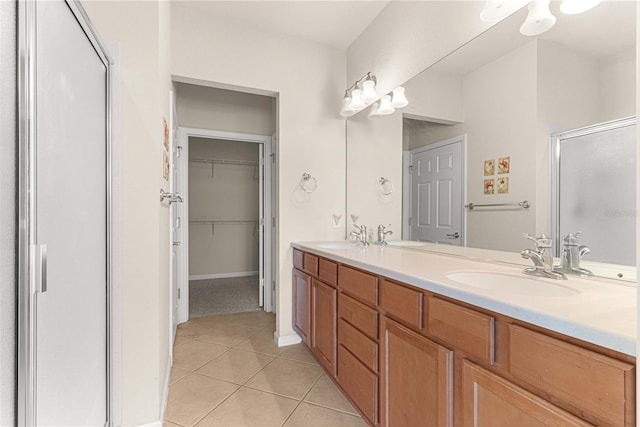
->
[445,271,579,297]
[386,240,428,247]
[316,242,356,250]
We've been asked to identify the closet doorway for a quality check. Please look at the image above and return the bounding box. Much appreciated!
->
[175,128,274,322]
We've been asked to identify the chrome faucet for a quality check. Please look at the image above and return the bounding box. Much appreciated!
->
[520,233,566,280]
[555,232,593,277]
[349,224,369,246]
[375,224,393,245]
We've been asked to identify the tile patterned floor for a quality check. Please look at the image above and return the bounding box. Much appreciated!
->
[165,311,366,427]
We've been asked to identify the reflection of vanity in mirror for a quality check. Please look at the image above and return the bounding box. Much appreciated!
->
[346,1,637,281]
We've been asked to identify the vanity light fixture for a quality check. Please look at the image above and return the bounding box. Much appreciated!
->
[361,76,378,103]
[341,72,409,119]
[560,0,601,15]
[377,94,395,115]
[349,88,366,111]
[340,72,378,117]
[368,95,395,119]
[390,87,409,108]
[520,0,556,36]
[340,92,356,117]
[367,87,409,120]
[480,0,601,36]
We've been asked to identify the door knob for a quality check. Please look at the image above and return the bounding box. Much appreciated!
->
[172,241,180,246]
[446,232,460,239]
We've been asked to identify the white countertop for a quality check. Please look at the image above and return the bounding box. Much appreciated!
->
[292,241,637,356]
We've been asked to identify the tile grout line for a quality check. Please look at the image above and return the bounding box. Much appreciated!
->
[188,335,282,426]
[278,372,325,427]
[169,312,278,426]
[189,382,243,427]
[166,373,242,427]
[302,400,362,418]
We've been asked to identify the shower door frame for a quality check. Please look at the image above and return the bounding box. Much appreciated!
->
[17,0,115,425]
[550,116,636,259]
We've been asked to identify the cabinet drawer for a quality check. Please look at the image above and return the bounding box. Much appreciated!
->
[427,297,495,365]
[303,252,319,276]
[338,345,378,425]
[338,292,378,341]
[380,278,424,330]
[338,265,378,306]
[338,318,378,372]
[509,325,635,426]
[318,258,338,287]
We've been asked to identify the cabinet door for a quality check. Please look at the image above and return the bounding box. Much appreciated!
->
[312,279,337,376]
[293,268,311,345]
[462,360,591,427]
[380,316,453,427]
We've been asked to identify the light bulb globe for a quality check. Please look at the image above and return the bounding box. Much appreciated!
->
[390,87,409,108]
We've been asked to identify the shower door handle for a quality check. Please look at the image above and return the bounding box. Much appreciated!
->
[36,244,48,293]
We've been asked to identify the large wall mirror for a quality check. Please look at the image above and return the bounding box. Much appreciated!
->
[346,1,637,281]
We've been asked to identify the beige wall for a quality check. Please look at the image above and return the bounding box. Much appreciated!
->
[83,1,172,425]
[171,4,346,344]
[188,138,260,277]
[347,1,499,98]
[346,112,403,233]
[460,41,538,251]
[599,47,637,122]
[176,83,276,135]
[403,68,464,124]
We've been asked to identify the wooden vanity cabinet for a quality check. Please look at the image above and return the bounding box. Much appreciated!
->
[462,360,591,427]
[380,316,453,427]
[293,253,338,375]
[311,278,337,376]
[292,249,636,427]
[292,267,311,346]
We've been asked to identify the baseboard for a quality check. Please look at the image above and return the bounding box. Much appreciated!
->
[189,271,259,281]
[274,331,302,347]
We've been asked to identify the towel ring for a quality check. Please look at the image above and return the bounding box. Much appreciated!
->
[299,173,317,193]
[378,177,393,195]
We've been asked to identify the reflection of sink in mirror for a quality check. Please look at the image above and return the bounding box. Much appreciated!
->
[386,240,428,247]
[445,272,579,297]
[316,243,356,250]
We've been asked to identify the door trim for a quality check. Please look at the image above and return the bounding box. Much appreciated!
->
[17,1,115,425]
[176,127,275,325]
[402,134,467,245]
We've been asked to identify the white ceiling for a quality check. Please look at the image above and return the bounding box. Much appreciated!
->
[432,0,637,76]
[174,1,390,50]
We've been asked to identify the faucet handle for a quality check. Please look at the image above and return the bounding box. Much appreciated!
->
[523,233,552,249]
[562,232,581,246]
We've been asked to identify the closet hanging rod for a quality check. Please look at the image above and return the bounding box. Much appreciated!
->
[189,220,258,225]
[190,158,259,166]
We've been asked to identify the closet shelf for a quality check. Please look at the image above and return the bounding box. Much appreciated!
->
[190,157,260,179]
[190,158,259,166]
[190,220,258,225]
